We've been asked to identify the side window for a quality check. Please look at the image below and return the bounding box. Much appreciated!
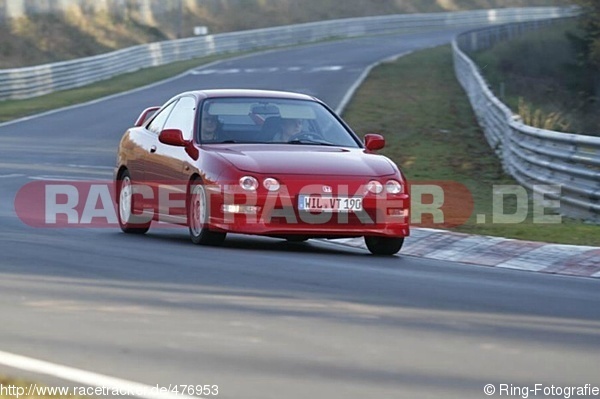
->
[147,101,177,135]
[163,96,197,141]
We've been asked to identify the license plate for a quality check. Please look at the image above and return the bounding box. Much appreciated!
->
[298,195,363,212]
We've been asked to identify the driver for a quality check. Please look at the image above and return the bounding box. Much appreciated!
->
[272,118,302,142]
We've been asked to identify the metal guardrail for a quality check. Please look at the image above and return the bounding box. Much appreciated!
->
[453,13,600,223]
[0,7,574,101]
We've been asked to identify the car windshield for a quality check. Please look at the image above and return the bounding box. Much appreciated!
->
[198,97,361,148]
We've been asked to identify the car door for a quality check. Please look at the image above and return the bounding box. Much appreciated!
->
[124,100,176,215]
[144,96,198,222]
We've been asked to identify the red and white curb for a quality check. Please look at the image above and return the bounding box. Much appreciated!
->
[335,228,600,278]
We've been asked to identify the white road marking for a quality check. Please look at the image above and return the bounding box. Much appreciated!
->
[241,67,280,73]
[67,164,115,170]
[0,350,195,399]
[28,176,108,181]
[190,68,245,75]
[0,174,25,179]
[310,66,343,72]
[191,69,217,75]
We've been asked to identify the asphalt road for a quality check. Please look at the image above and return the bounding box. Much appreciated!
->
[0,28,599,399]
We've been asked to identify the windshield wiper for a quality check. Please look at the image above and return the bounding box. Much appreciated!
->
[287,139,337,146]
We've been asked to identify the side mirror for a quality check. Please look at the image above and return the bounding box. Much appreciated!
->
[159,129,187,147]
[135,106,161,127]
[364,134,385,151]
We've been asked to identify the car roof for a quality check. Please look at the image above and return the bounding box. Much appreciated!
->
[179,89,320,102]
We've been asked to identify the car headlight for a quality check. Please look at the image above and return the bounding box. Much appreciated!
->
[367,180,383,194]
[385,180,403,194]
[239,176,259,191]
[263,177,280,192]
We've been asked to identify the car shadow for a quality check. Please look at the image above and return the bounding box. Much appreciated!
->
[137,229,370,257]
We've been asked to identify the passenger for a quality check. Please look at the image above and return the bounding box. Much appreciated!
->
[201,113,221,142]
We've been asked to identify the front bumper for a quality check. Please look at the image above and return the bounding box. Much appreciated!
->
[205,186,410,238]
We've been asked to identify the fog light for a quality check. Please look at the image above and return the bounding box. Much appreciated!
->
[221,205,261,214]
[387,208,408,217]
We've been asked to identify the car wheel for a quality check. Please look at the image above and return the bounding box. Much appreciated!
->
[364,236,404,256]
[117,170,150,234]
[188,180,226,246]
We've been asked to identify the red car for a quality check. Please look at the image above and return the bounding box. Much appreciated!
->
[115,89,409,255]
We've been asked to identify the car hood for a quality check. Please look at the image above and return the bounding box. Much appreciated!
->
[208,144,396,176]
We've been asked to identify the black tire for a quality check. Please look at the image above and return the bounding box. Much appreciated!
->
[117,170,150,234]
[188,179,226,246]
[364,236,404,256]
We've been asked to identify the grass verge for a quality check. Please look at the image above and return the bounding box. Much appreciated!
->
[343,45,599,246]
